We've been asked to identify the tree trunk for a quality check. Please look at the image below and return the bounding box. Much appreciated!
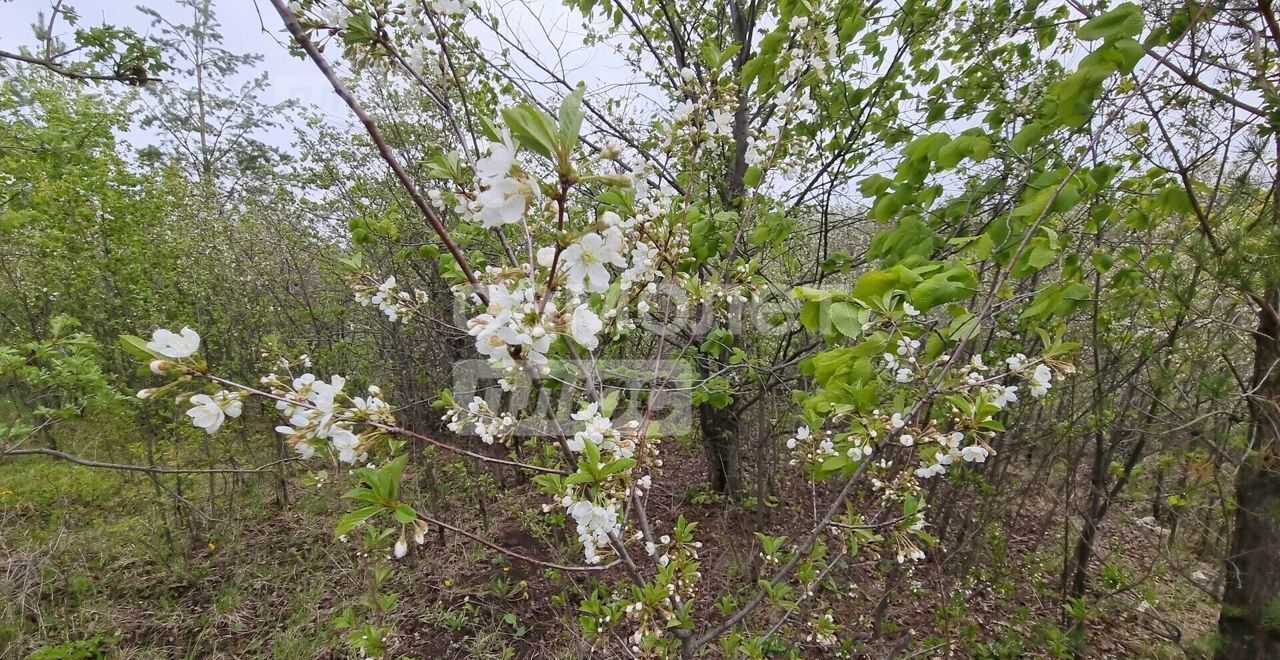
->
[1218,285,1280,659]
[700,402,741,495]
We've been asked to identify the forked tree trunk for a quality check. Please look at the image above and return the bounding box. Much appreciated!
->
[1219,284,1280,658]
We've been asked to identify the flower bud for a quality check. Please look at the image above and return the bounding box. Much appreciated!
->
[136,388,156,400]
[150,360,170,375]
[597,173,633,188]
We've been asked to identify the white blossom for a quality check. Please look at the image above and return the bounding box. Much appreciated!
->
[561,229,627,294]
[185,390,241,435]
[1029,364,1053,398]
[989,384,1019,408]
[570,305,603,350]
[472,134,528,227]
[710,108,734,136]
[147,326,200,359]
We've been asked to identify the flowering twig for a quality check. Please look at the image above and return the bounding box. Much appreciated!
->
[198,373,565,475]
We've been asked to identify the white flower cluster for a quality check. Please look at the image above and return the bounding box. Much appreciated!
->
[186,390,243,435]
[265,373,395,463]
[893,522,929,563]
[667,7,842,181]
[393,519,431,560]
[450,147,658,374]
[538,224,628,294]
[136,328,397,465]
[958,352,1061,409]
[469,135,529,228]
[467,278,555,371]
[353,275,425,323]
[1006,353,1057,398]
[616,180,677,293]
[568,402,640,457]
[289,0,350,26]
[461,226,634,374]
[564,497,620,565]
[913,430,985,479]
[146,326,200,359]
[546,401,655,564]
[859,333,1070,484]
[139,327,240,435]
[412,0,472,17]
[804,612,838,648]
[435,99,681,565]
[881,352,913,383]
[961,355,1020,408]
[786,425,839,465]
[879,332,925,383]
[443,396,517,444]
[621,241,660,291]
[775,14,838,108]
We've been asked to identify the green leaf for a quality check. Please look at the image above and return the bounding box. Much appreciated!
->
[858,174,892,198]
[871,194,903,221]
[558,85,586,155]
[911,267,975,311]
[565,470,596,485]
[582,437,601,468]
[829,302,864,338]
[1077,3,1144,42]
[377,455,409,500]
[1011,121,1047,153]
[852,270,899,300]
[600,457,636,477]
[336,506,382,537]
[119,334,160,361]
[502,105,559,158]
[599,390,621,417]
[342,13,377,46]
[341,486,383,506]
[394,503,417,524]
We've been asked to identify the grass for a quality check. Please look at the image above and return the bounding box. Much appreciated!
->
[1,419,1225,659]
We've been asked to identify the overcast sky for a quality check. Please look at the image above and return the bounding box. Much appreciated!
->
[2,1,334,94]
[1,0,626,151]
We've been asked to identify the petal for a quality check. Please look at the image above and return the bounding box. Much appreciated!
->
[586,263,610,292]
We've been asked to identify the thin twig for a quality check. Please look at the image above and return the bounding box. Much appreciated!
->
[0,446,300,475]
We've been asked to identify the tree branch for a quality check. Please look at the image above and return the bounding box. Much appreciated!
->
[265,0,487,304]
[0,446,300,474]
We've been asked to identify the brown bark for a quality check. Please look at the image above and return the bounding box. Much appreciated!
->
[699,401,741,495]
[1218,285,1280,659]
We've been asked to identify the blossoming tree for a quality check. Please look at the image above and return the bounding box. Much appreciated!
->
[113,0,1201,654]
[11,0,1267,656]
